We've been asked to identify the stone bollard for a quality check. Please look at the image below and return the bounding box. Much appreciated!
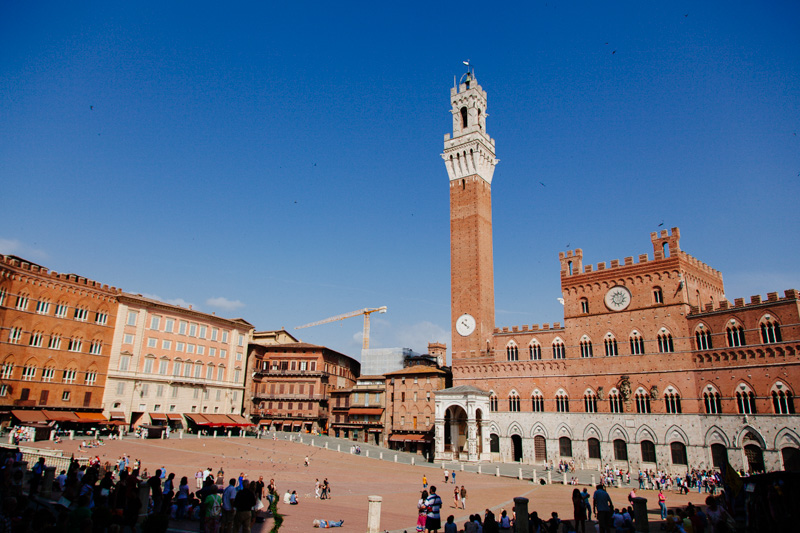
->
[198,431,201,438]
[213,431,217,439]
[563,472,567,485]
[240,430,245,438]
[366,450,369,457]
[394,455,398,463]
[69,430,75,440]
[337,444,341,452]
[50,432,55,442]
[311,439,315,446]
[162,430,166,439]
[591,475,596,487]
[300,437,304,444]
[547,471,552,484]
[366,495,383,533]
[518,468,523,480]
[379,452,382,459]
[411,457,415,465]
[513,497,530,533]
[138,480,151,519]
[442,463,446,469]
[290,435,294,442]
[179,430,183,439]
[40,466,57,499]
[477,465,482,474]
[325,442,328,449]
[533,469,537,482]
[632,496,649,532]
[496,466,500,477]
[460,464,464,471]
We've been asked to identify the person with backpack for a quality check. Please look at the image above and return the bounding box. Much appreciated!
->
[204,485,223,533]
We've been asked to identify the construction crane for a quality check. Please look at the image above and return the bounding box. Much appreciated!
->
[295,306,387,350]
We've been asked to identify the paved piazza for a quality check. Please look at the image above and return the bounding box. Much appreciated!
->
[30,436,705,532]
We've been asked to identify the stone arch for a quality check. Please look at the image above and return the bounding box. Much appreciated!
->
[608,424,629,442]
[774,427,800,450]
[635,424,658,445]
[735,426,766,448]
[488,421,502,436]
[704,425,731,447]
[530,422,548,439]
[665,424,689,445]
[555,423,573,439]
[583,423,602,441]
[507,421,524,437]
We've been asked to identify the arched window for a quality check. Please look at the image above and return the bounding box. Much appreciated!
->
[489,434,500,453]
[559,437,573,457]
[508,391,520,412]
[760,316,782,344]
[703,385,722,414]
[580,298,589,314]
[588,438,601,459]
[609,388,624,413]
[629,331,645,355]
[771,383,795,414]
[635,388,651,414]
[529,341,542,360]
[653,286,663,304]
[506,343,519,361]
[670,442,688,465]
[460,107,468,128]
[580,337,593,358]
[657,329,674,353]
[695,325,713,350]
[584,389,597,413]
[614,439,628,461]
[640,441,656,463]
[531,390,544,412]
[552,339,565,359]
[604,335,618,356]
[664,387,682,414]
[726,320,746,347]
[489,393,498,412]
[736,384,757,414]
[556,390,569,413]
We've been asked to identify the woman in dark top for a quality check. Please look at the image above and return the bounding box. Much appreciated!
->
[572,488,587,533]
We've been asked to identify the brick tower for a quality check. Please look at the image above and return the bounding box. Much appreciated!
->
[443,71,498,365]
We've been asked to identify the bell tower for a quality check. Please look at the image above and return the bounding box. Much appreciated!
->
[443,70,498,365]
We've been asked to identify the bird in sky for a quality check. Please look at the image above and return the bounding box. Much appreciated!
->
[539,181,546,187]
[612,50,617,54]
[90,105,93,110]
[658,221,664,227]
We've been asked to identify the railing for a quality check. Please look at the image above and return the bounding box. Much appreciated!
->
[251,393,327,401]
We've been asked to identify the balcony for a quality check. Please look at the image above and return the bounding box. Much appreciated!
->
[251,393,327,401]
[254,369,325,378]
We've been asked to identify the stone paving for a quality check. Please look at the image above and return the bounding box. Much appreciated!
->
[27,432,709,532]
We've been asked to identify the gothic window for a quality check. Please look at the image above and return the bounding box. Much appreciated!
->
[640,441,657,463]
[671,442,688,465]
[579,337,593,358]
[529,341,542,360]
[760,316,782,344]
[556,390,569,413]
[657,331,674,353]
[531,390,544,412]
[635,389,651,414]
[736,385,757,414]
[489,393,498,412]
[559,437,573,457]
[580,298,589,314]
[552,339,565,359]
[726,322,746,347]
[508,391,520,412]
[588,438,601,459]
[703,386,722,414]
[460,107,468,128]
[695,325,713,350]
[653,287,663,304]
[771,383,795,414]
[629,331,645,355]
[604,335,618,356]
[609,389,624,413]
[584,390,597,413]
[664,387,682,414]
[506,343,519,361]
[614,439,628,461]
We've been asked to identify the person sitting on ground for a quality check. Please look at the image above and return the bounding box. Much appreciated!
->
[289,491,298,505]
[312,519,344,528]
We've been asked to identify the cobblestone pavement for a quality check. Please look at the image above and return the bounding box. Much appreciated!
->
[28,433,707,532]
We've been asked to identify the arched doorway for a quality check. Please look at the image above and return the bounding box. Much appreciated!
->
[511,435,523,462]
[745,444,765,473]
[534,435,547,463]
[445,405,468,460]
[489,434,500,453]
[782,447,800,472]
[711,443,728,470]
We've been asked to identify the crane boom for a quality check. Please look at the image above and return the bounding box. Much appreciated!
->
[294,306,387,350]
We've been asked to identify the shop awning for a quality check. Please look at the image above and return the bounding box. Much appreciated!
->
[166,413,183,421]
[258,420,272,426]
[226,414,252,426]
[109,411,126,420]
[75,412,107,422]
[203,414,233,426]
[149,413,168,422]
[11,410,49,424]
[185,413,211,425]
[42,410,81,422]
[348,408,384,416]
[388,434,431,442]
[292,422,301,428]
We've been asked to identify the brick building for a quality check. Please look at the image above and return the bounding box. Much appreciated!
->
[0,255,119,427]
[435,72,800,473]
[246,341,359,433]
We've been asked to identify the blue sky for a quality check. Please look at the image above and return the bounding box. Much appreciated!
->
[2,1,799,361]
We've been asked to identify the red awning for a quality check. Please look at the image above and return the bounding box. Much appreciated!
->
[109,411,126,420]
[42,410,81,422]
[11,410,49,424]
[185,413,211,425]
[258,420,272,426]
[292,422,301,428]
[347,408,384,416]
[150,413,168,421]
[75,412,107,421]
[166,413,183,421]
[203,414,234,426]
[388,434,431,442]
[226,414,252,426]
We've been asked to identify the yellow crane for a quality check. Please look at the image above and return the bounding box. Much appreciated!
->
[295,306,387,350]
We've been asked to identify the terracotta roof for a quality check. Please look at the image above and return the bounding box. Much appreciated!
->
[383,366,448,376]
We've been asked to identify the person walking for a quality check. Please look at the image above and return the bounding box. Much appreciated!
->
[459,486,466,510]
[444,470,449,484]
[572,488,587,533]
[592,484,613,533]
[452,486,460,509]
[423,475,428,489]
[424,486,443,533]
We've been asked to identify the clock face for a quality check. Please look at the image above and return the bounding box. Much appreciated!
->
[456,313,476,336]
[604,286,632,311]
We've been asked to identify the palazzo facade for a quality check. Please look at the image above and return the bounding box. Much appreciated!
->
[435,73,800,474]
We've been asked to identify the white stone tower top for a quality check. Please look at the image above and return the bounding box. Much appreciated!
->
[442,71,499,184]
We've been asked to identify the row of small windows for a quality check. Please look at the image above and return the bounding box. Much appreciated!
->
[128,311,238,345]
[0,290,109,325]
[117,354,240,383]
[489,385,795,415]
[509,435,689,466]
[4,327,103,355]
[504,317,783,362]
[0,362,97,385]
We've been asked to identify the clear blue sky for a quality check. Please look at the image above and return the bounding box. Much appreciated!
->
[2,1,799,361]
